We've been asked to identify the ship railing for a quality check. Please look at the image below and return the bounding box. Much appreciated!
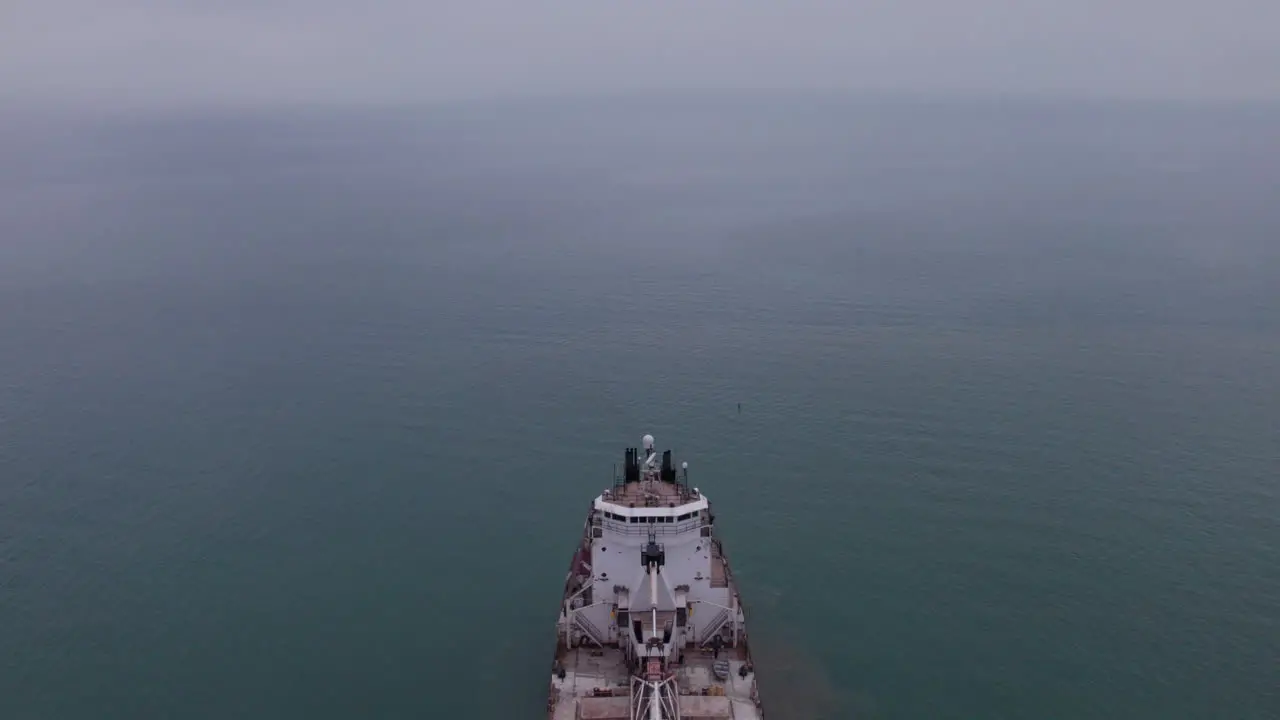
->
[593,519,704,537]
[601,488,701,506]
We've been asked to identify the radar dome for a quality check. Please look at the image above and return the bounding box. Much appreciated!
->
[642,434,655,450]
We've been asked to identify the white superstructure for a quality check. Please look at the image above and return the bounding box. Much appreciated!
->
[547,435,763,720]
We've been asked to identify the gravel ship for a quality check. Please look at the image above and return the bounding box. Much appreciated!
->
[547,434,763,719]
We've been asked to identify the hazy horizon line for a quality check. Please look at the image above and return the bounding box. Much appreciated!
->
[5,86,1280,123]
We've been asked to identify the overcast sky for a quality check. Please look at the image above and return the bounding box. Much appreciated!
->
[3,0,1278,108]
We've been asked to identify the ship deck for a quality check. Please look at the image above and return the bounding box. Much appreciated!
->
[710,541,728,588]
[551,645,761,720]
[677,646,761,719]
[551,647,629,720]
[602,479,697,508]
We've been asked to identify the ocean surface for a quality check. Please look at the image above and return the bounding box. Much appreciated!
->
[1,95,1278,719]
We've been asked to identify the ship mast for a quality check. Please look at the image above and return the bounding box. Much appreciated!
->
[630,510,681,719]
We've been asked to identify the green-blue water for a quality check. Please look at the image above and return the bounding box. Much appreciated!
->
[2,96,1278,719]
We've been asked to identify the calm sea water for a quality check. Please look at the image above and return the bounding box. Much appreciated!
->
[1,96,1278,719]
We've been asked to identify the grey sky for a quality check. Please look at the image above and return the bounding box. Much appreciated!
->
[3,0,1278,107]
